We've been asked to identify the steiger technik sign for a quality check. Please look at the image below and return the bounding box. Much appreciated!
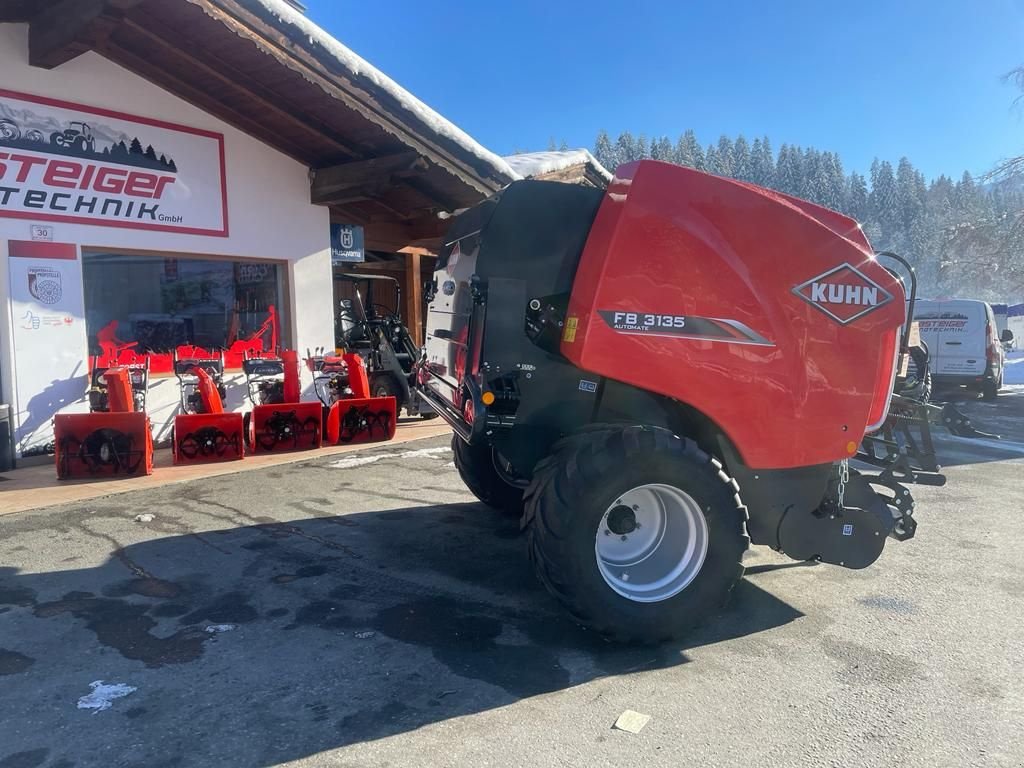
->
[0,88,227,236]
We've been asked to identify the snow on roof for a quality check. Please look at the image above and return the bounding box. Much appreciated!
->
[503,149,613,181]
[253,0,519,181]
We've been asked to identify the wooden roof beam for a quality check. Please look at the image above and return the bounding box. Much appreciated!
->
[311,152,428,205]
[28,0,143,69]
[121,17,363,159]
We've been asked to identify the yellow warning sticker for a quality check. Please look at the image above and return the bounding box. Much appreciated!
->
[562,316,579,343]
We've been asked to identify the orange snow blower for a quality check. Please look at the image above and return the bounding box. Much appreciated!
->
[306,349,397,445]
[172,353,245,465]
[55,364,153,479]
[243,349,322,453]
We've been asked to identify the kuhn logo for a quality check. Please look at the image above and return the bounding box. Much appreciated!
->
[792,263,893,324]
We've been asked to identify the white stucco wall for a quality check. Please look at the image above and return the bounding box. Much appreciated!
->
[0,23,335,456]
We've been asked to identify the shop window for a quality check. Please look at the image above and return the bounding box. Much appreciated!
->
[82,252,283,373]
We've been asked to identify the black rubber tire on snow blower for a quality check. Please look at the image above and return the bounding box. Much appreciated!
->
[523,425,749,644]
[451,435,525,515]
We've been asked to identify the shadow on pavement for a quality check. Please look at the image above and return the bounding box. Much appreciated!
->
[926,387,1024,467]
[0,498,802,767]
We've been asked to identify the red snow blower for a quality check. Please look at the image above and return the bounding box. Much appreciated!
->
[306,349,397,445]
[243,349,322,453]
[171,353,244,465]
[55,363,153,479]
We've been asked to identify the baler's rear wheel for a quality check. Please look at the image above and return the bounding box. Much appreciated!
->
[524,425,748,643]
[451,435,525,516]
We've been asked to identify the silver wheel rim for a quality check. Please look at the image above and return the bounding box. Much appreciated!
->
[595,483,709,603]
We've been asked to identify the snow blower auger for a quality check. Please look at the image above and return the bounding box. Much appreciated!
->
[171,353,244,465]
[55,365,152,479]
[857,253,998,486]
[415,160,938,643]
[243,349,321,454]
[305,349,397,445]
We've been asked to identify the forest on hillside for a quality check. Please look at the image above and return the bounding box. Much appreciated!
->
[589,130,1024,303]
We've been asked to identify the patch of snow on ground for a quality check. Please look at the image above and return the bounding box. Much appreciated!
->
[204,624,237,634]
[1004,351,1024,385]
[255,0,517,181]
[329,445,450,469]
[77,681,136,713]
[503,149,612,181]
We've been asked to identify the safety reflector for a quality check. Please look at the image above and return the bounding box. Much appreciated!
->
[173,413,245,465]
[324,397,397,445]
[248,402,323,454]
[54,412,153,479]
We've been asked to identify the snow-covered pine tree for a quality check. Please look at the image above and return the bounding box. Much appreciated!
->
[732,135,751,182]
[775,144,801,196]
[750,137,775,188]
[704,144,721,176]
[636,134,650,160]
[650,136,673,162]
[715,136,734,178]
[847,172,869,222]
[594,130,616,170]
[675,130,704,169]
[614,132,637,165]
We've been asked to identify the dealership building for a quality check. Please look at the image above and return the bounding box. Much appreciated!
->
[0,0,521,461]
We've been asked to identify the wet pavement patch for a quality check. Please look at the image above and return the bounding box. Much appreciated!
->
[178,592,258,626]
[372,597,571,698]
[286,600,352,631]
[0,649,35,676]
[105,578,182,599]
[0,585,35,607]
[150,603,190,618]
[272,565,329,584]
[0,748,49,768]
[34,595,207,667]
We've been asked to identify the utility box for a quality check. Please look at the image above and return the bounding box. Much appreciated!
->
[0,404,13,472]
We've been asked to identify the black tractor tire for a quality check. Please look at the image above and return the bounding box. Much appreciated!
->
[523,425,749,644]
[451,435,524,515]
[370,373,404,406]
[983,378,999,401]
[904,345,932,403]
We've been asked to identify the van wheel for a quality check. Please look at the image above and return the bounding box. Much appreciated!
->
[983,379,999,401]
[451,435,524,516]
[524,425,748,644]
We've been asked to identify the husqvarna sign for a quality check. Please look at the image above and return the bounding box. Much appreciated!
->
[330,223,364,263]
[0,88,227,236]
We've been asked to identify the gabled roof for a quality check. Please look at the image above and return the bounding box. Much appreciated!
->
[503,149,612,187]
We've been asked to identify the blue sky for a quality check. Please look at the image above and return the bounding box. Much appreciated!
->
[304,0,1024,181]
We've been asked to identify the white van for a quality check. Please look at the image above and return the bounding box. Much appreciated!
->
[913,299,1011,400]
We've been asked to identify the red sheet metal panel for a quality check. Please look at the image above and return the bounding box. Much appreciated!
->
[172,413,244,464]
[54,412,153,479]
[248,402,323,453]
[102,368,136,413]
[324,396,397,445]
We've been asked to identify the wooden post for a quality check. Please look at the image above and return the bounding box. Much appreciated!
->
[404,250,423,346]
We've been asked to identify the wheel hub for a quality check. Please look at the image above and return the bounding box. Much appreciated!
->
[595,483,709,603]
[606,505,638,535]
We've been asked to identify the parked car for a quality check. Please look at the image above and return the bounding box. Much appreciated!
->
[913,299,1013,400]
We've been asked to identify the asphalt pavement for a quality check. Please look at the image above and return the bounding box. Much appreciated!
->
[1,390,1022,768]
